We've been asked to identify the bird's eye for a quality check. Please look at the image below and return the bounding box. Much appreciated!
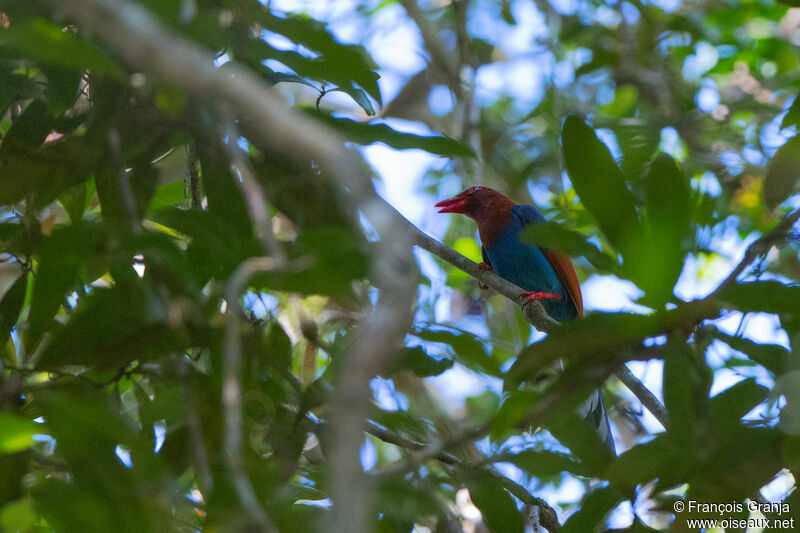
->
[468,186,479,193]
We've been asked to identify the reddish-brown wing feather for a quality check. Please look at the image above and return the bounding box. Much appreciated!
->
[542,249,583,317]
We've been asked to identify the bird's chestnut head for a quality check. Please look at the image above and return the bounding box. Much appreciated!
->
[435,186,514,222]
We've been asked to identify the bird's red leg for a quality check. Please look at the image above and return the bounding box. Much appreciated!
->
[477,262,493,290]
[520,291,562,304]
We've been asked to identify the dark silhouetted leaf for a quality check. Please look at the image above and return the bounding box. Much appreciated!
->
[781,97,800,129]
[416,329,501,377]
[466,472,524,533]
[28,224,101,346]
[260,14,381,104]
[0,137,99,208]
[607,435,682,488]
[0,273,27,340]
[710,378,768,425]
[309,112,475,157]
[506,312,658,388]
[39,280,183,369]
[711,328,789,376]
[491,449,589,477]
[545,409,614,478]
[561,486,625,533]
[0,99,51,157]
[389,346,454,377]
[521,222,617,272]
[721,281,800,314]
[765,134,800,209]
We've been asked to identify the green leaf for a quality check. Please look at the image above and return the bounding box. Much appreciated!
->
[0,414,39,454]
[545,409,614,478]
[662,341,709,452]
[28,224,101,346]
[560,486,625,533]
[690,426,782,502]
[765,134,800,209]
[560,115,641,257]
[59,181,96,225]
[0,19,125,81]
[0,137,99,208]
[710,329,789,376]
[492,390,538,440]
[720,281,800,314]
[0,498,37,533]
[274,225,367,296]
[308,111,475,157]
[607,435,683,488]
[243,41,377,114]
[781,97,800,129]
[0,99,51,157]
[599,85,638,118]
[33,383,173,532]
[491,449,589,477]
[261,14,381,104]
[147,180,187,212]
[416,329,501,377]
[640,153,691,304]
[39,280,183,369]
[466,472,525,533]
[259,65,320,90]
[389,346,454,377]
[521,223,617,272]
[506,312,658,388]
[710,378,768,426]
[0,274,27,340]
[329,86,376,116]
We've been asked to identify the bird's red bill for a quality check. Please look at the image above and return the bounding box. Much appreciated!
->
[435,196,467,213]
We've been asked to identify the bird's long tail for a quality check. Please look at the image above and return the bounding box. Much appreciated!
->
[577,388,615,453]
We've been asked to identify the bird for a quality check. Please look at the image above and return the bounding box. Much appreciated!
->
[435,185,615,452]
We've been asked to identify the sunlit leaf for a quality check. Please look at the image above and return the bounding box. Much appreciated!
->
[0,19,125,81]
[0,414,39,454]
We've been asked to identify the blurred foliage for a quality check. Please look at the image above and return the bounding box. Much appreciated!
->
[0,0,798,532]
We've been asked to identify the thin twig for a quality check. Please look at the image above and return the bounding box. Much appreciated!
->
[223,257,279,533]
[614,363,668,428]
[184,143,201,210]
[178,356,213,494]
[107,128,142,235]
[218,111,285,263]
[712,207,800,297]
[365,420,561,532]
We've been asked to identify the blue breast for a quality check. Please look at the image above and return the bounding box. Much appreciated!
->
[483,207,577,322]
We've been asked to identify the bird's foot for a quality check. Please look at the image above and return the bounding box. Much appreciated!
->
[520,291,562,304]
[477,262,493,290]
